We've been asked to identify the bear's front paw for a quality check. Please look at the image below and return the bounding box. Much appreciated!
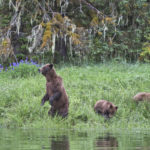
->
[41,99,45,106]
[49,97,54,105]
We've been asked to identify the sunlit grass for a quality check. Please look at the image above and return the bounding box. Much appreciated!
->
[1,62,150,129]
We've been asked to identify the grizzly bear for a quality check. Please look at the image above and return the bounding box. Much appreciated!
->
[38,64,69,118]
[94,100,118,118]
[133,92,150,102]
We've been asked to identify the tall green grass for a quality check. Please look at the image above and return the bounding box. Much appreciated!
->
[1,62,150,129]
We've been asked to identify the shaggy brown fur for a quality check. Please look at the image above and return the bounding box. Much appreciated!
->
[133,92,150,102]
[39,64,69,118]
[94,100,118,118]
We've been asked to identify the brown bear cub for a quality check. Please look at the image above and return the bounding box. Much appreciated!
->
[133,92,150,102]
[94,100,118,119]
[38,64,69,118]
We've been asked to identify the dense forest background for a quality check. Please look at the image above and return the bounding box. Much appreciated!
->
[0,0,150,65]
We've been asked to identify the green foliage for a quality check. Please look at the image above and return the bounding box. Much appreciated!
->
[31,50,54,64]
[0,0,150,63]
[89,38,139,62]
[1,63,150,129]
[0,3,11,28]
[89,39,110,62]
[16,54,26,61]
[140,32,150,62]
[8,63,38,78]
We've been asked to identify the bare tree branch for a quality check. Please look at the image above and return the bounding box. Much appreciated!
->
[80,0,105,18]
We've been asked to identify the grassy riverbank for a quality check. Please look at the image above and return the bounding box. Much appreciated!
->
[0,62,150,129]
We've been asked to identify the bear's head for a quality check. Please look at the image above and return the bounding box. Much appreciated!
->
[38,64,57,81]
[38,64,53,76]
[107,104,118,118]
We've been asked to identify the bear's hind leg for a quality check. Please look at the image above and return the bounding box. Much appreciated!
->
[58,106,68,118]
[48,107,56,117]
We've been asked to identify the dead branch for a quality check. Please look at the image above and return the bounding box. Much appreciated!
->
[80,0,105,18]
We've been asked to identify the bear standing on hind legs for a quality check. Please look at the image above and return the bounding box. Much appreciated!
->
[38,64,69,118]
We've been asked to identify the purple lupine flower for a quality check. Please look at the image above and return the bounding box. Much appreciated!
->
[20,60,24,63]
[25,57,28,64]
[30,59,37,65]
[5,67,7,71]
[31,62,36,65]
[35,64,40,67]
[30,59,33,63]
[16,62,19,66]
[0,67,3,71]
[0,64,3,72]
[13,62,17,67]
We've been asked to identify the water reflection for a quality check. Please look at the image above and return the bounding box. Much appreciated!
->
[95,134,118,150]
[51,135,69,150]
[0,129,150,150]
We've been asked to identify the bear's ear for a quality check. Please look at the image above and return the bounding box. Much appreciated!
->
[115,106,118,110]
[49,64,53,69]
[109,104,113,109]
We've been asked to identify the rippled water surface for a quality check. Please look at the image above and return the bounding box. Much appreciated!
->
[0,129,150,150]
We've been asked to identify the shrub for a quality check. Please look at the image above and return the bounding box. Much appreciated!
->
[0,59,39,78]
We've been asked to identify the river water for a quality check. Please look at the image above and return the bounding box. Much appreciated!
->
[0,128,150,150]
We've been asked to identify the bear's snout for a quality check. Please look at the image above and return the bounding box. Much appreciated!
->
[38,68,41,73]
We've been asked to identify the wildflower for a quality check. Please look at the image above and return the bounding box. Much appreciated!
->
[31,62,36,65]
[13,62,17,67]
[35,64,40,67]
[20,60,24,63]
[30,59,38,66]
[25,57,28,64]
[0,67,3,72]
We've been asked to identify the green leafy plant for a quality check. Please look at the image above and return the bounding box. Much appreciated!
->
[9,63,38,78]
[140,33,150,62]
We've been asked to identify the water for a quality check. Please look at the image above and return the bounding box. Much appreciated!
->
[0,129,150,150]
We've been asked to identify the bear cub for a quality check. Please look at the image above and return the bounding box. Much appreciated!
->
[94,100,118,118]
[133,92,150,102]
[39,64,69,118]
